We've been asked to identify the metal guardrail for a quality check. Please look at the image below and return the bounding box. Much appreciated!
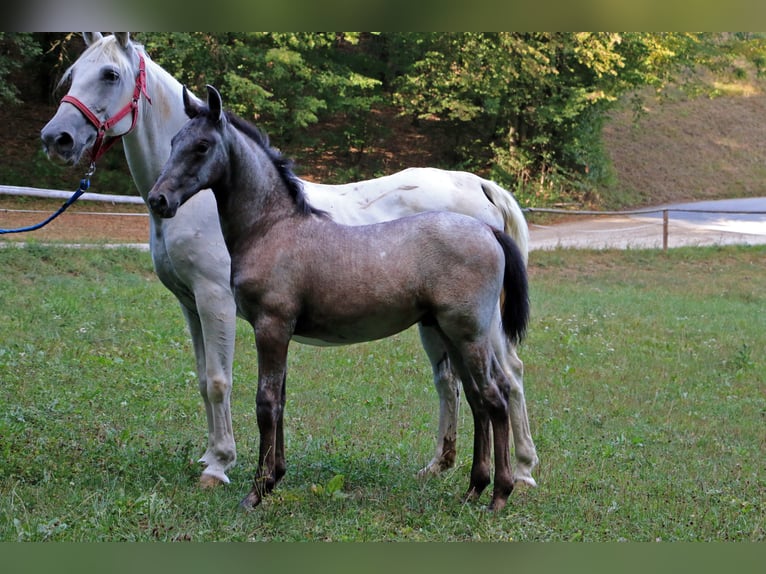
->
[524,206,766,216]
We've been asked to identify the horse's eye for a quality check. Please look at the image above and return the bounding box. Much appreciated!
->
[195,141,210,154]
[102,68,120,82]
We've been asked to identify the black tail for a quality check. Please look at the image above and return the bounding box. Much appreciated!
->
[492,228,529,345]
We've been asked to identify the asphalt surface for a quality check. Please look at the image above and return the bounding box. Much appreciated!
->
[529,197,766,251]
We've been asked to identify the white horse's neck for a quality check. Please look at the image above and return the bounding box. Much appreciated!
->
[121,55,190,200]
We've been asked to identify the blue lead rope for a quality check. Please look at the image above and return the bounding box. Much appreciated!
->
[0,176,91,235]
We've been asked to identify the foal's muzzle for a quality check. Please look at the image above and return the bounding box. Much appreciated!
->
[147,192,178,219]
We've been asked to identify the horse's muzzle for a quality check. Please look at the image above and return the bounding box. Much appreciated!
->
[40,128,80,165]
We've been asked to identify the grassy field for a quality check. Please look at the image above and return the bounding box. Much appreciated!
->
[0,243,763,541]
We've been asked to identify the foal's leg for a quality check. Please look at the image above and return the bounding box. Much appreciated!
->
[180,293,238,487]
[274,371,287,484]
[485,354,516,511]
[416,324,460,476]
[240,318,290,510]
[461,377,493,501]
[448,338,514,511]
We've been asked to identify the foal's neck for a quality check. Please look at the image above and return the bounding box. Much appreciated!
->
[215,129,306,251]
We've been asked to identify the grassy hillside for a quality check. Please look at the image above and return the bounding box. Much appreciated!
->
[602,80,766,207]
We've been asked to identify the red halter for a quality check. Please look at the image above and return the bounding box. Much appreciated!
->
[60,53,152,163]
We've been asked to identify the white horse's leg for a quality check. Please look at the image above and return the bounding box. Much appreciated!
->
[181,305,215,462]
[490,314,538,486]
[416,324,460,477]
[180,292,238,487]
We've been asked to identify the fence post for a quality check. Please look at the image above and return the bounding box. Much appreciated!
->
[662,210,669,251]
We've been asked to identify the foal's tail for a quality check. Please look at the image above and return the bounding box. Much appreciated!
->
[492,228,530,345]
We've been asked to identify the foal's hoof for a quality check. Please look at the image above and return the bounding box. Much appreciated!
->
[513,475,538,489]
[239,490,263,511]
[487,495,509,512]
[513,459,539,488]
[487,483,513,512]
[462,486,483,503]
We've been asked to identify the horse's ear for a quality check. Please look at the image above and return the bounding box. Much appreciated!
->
[182,85,201,119]
[206,85,224,124]
[83,32,103,46]
[114,33,131,48]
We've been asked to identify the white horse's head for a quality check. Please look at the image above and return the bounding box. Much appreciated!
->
[41,32,149,166]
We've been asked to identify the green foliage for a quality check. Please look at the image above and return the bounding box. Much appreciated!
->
[138,33,383,145]
[391,33,730,204]
[9,33,766,204]
[0,33,40,104]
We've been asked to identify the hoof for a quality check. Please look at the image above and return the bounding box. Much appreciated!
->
[417,440,456,477]
[487,495,508,512]
[513,475,538,488]
[487,481,513,512]
[239,490,262,511]
[200,467,230,488]
[199,474,225,489]
[416,461,441,479]
[513,462,538,488]
[462,486,482,503]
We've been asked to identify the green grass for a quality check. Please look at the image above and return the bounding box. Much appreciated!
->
[0,244,763,541]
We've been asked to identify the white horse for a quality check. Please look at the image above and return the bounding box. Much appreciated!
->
[40,32,538,488]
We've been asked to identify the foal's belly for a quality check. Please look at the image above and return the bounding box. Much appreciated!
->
[291,307,425,347]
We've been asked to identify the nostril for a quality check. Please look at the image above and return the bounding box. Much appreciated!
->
[55,132,74,150]
[41,130,74,152]
[148,193,168,213]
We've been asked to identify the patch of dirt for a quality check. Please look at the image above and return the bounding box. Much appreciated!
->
[0,197,149,244]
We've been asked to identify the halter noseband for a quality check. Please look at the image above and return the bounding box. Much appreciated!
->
[60,52,152,163]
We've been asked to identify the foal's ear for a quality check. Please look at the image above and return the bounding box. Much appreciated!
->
[82,32,103,46]
[206,85,224,125]
[182,85,202,119]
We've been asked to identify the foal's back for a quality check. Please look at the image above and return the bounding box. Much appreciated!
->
[231,210,505,345]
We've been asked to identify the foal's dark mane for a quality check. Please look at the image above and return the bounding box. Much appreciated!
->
[225,111,326,218]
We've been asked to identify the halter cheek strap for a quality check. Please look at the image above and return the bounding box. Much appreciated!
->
[60,53,152,163]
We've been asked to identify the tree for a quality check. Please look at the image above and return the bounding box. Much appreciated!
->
[137,32,382,146]
[389,33,731,203]
[0,33,41,104]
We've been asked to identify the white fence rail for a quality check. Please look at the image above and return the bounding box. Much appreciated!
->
[0,184,144,205]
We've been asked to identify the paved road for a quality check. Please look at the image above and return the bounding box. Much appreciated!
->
[529,197,766,251]
[637,197,766,235]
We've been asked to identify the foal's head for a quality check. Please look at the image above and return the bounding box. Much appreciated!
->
[149,85,320,220]
[147,85,228,218]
